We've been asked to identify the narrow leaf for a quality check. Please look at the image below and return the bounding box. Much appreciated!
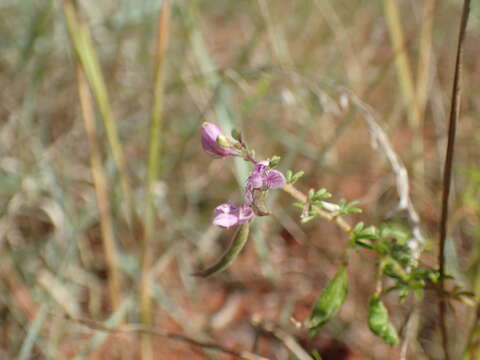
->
[367,296,399,346]
[305,266,349,336]
[194,223,250,278]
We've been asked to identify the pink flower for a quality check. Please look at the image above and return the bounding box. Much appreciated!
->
[244,161,286,205]
[201,122,239,158]
[202,124,285,228]
[212,203,254,228]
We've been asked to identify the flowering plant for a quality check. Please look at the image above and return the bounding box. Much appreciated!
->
[197,121,468,348]
[201,122,285,228]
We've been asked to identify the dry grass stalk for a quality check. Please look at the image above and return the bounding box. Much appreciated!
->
[76,64,121,310]
[141,0,171,358]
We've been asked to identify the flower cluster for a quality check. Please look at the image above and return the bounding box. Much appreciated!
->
[201,122,285,228]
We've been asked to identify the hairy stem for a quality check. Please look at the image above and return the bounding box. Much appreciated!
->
[282,184,352,234]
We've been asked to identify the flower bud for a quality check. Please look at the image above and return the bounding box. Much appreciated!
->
[216,134,230,148]
[201,122,238,158]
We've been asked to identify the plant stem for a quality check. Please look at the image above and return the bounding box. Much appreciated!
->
[282,184,351,234]
[438,1,471,359]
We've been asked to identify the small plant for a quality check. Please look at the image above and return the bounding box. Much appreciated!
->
[198,121,467,347]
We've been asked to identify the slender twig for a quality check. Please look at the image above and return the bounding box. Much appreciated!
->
[346,91,425,260]
[141,1,171,359]
[252,316,314,360]
[438,1,471,359]
[60,313,268,360]
[399,305,420,360]
[76,64,120,310]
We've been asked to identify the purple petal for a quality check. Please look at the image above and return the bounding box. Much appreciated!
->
[213,213,239,228]
[254,161,269,173]
[265,170,286,189]
[246,160,269,191]
[238,205,254,223]
[202,122,222,140]
[248,172,264,189]
[215,202,238,214]
[201,122,237,158]
[244,183,254,205]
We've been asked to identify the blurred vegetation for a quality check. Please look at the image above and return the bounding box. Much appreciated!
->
[0,0,479,359]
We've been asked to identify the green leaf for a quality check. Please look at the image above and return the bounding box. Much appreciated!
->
[337,199,362,215]
[269,155,281,168]
[353,222,365,233]
[367,296,399,346]
[291,171,305,184]
[357,226,379,240]
[292,202,305,209]
[426,269,440,284]
[374,239,391,256]
[391,244,416,267]
[351,223,377,249]
[305,266,349,336]
[231,128,242,142]
[311,188,332,201]
[301,215,316,224]
[286,170,293,183]
[194,223,250,277]
[286,170,305,184]
[380,223,410,245]
[354,239,374,250]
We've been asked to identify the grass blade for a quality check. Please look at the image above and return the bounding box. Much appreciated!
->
[76,64,121,310]
[416,0,436,123]
[382,0,419,127]
[141,1,171,358]
[63,1,134,225]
